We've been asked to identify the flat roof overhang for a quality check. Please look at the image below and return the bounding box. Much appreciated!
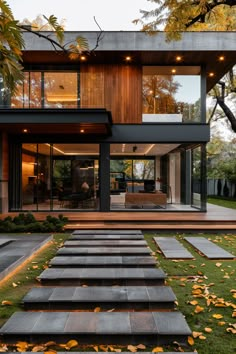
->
[22,31,236,92]
[0,108,112,135]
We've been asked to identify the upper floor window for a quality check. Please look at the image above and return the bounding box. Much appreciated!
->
[142,66,201,123]
[1,71,79,109]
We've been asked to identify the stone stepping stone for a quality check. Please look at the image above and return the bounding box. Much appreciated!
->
[64,240,147,247]
[50,255,156,268]
[70,234,144,240]
[0,311,191,345]
[184,236,235,259]
[22,285,177,310]
[37,267,166,286]
[0,239,13,248]
[57,247,151,256]
[154,237,194,259]
[72,230,143,235]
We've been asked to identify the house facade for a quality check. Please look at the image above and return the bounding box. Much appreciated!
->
[0,31,235,214]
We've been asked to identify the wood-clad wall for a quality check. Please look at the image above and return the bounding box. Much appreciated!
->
[80,64,142,123]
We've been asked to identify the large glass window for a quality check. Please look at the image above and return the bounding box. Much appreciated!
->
[21,143,99,211]
[10,72,78,109]
[142,66,201,123]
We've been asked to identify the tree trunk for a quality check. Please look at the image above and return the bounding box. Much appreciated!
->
[216,96,236,133]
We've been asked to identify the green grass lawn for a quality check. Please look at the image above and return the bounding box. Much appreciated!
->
[0,231,235,353]
[208,196,236,209]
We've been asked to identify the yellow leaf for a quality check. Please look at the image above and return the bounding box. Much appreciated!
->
[216,262,222,267]
[114,350,122,353]
[64,339,78,350]
[93,346,99,352]
[213,314,223,319]
[44,341,57,347]
[199,335,206,340]
[205,327,212,333]
[226,328,236,334]
[194,305,204,313]
[189,300,198,306]
[44,351,57,354]
[192,289,202,295]
[99,345,108,352]
[137,344,146,349]
[12,282,18,287]
[94,307,101,312]
[218,321,226,326]
[16,341,28,352]
[31,345,46,352]
[0,344,8,352]
[1,300,13,306]
[192,331,202,338]
[188,336,194,346]
[152,347,163,352]
[127,345,137,352]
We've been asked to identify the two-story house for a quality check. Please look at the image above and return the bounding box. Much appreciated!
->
[0,31,235,214]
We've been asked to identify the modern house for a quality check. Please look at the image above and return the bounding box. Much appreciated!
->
[0,31,235,214]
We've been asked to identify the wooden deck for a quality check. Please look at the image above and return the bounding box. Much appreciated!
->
[2,204,236,231]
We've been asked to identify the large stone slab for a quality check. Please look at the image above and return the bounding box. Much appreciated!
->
[57,247,151,256]
[154,237,194,259]
[0,311,191,345]
[70,234,144,240]
[64,240,147,247]
[22,285,176,310]
[50,255,156,268]
[72,230,143,235]
[185,236,235,259]
[37,267,166,286]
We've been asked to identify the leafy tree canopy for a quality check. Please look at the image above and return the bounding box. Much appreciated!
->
[134,0,236,41]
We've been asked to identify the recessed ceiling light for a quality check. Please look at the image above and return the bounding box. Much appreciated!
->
[125,56,131,61]
[219,56,225,61]
[171,69,176,74]
[22,129,28,133]
[209,72,215,77]
[176,56,182,61]
[80,129,85,133]
[80,56,86,61]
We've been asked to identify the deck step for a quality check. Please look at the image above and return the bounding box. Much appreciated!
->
[57,247,151,256]
[22,285,176,310]
[185,236,235,259]
[64,240,147,247]
[50,255,156,268]
[153,237,194,259]
[38,267,166,286]
[69,234,144,240]
[0,311,191,345]
[72,230,143,235]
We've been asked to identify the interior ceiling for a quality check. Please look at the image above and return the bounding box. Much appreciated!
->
[23,143,180,156]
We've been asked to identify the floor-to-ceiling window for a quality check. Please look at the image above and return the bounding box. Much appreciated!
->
[21,143,99,211]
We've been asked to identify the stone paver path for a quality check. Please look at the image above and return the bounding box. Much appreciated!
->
[154,236,194,259]
[0,230,193,349]
[185,236,235,259]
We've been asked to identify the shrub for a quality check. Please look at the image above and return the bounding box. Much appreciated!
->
[0,213,68,233]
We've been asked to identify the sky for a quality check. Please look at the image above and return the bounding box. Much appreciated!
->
[7,0,154,31]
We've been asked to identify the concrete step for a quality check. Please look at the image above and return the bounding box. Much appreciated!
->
[37,267,166,286]
[64,240,147,247]
[57,247,151,256]
[153,237,194,259]
[185,236,235,259]
[50,255,156,268]
[22,285,176,310]
[0,311,192,345]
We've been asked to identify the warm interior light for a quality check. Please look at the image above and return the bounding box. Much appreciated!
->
[22,128,28,133]
[171,69,176,74]
[209,72,215,77]
[176,56,182,61]
[125,56,131,61]
[219,56,225,61]
[80,129,85,133]
[80,56,86,61]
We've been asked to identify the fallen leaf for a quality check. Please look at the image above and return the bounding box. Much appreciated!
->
[127,345,137,352]
[44,341,57,347]
[192,331,202,338]
[16,341,28,352]
[12,282,18,287]
[205,327,212,333]
[107,308,115,312]
[216,263,222,267]
[31,345,47,352]
[93,346,99,352]
[137,344,146,349]
[188,336,194,346]
[94,307,101,312]
[189,300,198,306]
[1,300,13,306]
[0,344,8,352]
[212,314,223,319]
[152,347,163,353]
[194,305,204,313]
[226,328,236,334]
[199,335,206,340]
[64,339,78,350]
